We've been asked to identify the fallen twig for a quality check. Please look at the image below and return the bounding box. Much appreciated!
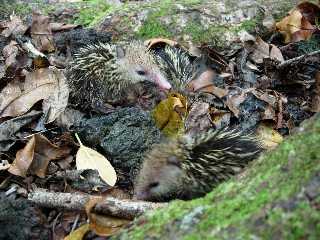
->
[277,50,320,70]
[28,188,167,220]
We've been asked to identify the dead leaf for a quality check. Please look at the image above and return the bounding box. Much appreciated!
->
[0,15,28,37]
[8,134,71,178]
[75,134,117,186]
[152,93,187,137]
[145,38,179,49]
[209,108,231,129]
[8,136,35,177]
[85,197,130,237]
[2,41,19,68]
[276,9,315,43]
[31,12,55,52]
[42,67,69,124]
[0,110,42,152]
[249,37,284,64]
[185,101,211,134]
[225,88,248,117]
[256,122,283,149]
[49,22,79,32]
[297,2,320,24]
[64,224,90,240]
[0,67,68,120]
[89,214,130,237]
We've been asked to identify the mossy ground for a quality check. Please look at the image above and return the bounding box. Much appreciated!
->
[116,114,320,239]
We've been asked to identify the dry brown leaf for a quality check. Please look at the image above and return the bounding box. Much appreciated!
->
[85,197,130,237]
[249,37,284,64]
[89,214,130,237]
[225,88,249,117]
[276,9,315,43]
[291,16,315,42]
[8,134,71,178]
[209,108,231,129]
[0,110,42,152]
[49,22,79,32]
[31,12,55,52]
[0,67,68,120]
[42,68,69,124]
[75,134,117,186]
[0,15,28,37]
[185,101,211,134]
[297,1,320,24]
[145,38,179,49]
[8,137,35,177]
[2,41,19,68]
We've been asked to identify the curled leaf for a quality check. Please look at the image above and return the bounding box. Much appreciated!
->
[256,123,283,149]
[152,93,187,137]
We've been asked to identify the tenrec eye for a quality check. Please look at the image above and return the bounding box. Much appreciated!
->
[137,70,146,76]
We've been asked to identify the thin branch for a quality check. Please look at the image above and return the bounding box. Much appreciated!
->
[28,188,167,220]
[277,50,320,70]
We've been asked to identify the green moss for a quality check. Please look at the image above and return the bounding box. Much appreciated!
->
[115,114,320,239]
[182,22,228,47]
[73,0,112,27]
[136,0,175,39]
[136,19,173,39]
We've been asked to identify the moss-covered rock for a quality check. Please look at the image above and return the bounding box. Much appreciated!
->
[114,113,320,239]
[95,0,303,47]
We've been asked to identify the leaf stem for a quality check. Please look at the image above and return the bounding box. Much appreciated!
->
[75,133,83,146]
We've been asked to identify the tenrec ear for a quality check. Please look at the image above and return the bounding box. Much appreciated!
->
[116,46,126,58]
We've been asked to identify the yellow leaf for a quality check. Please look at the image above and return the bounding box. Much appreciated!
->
[276,9,302,43]
[89,214,130,237]
[256,123,283,149]
[64,223,90,240]
[152,93,187,137]
[75,134,117,186]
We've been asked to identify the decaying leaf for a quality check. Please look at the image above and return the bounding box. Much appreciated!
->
[8,134,71,178]
[145,38,179,49]
[85,197,130,237]
[185,101,211,134]
[49,22,79,32]
[0,15,28,38]
[296,1,320,25]
[256,122,283,149]
[31,12,55,52]
[276,8,315,43]
[2,41,20,68]
[42,67,69,124]
[249,37,284,64]
[75,134,117,186]
[0,110,42,152]
[0,67,68,121]
[152,93,187,137]
[64,223,90,240]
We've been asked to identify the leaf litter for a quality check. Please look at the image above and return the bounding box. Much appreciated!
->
[0,1,319,239]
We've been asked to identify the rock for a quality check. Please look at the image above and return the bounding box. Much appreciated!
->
[97,0,297,46]
[0,193,50,240]
[76,107,161,180]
